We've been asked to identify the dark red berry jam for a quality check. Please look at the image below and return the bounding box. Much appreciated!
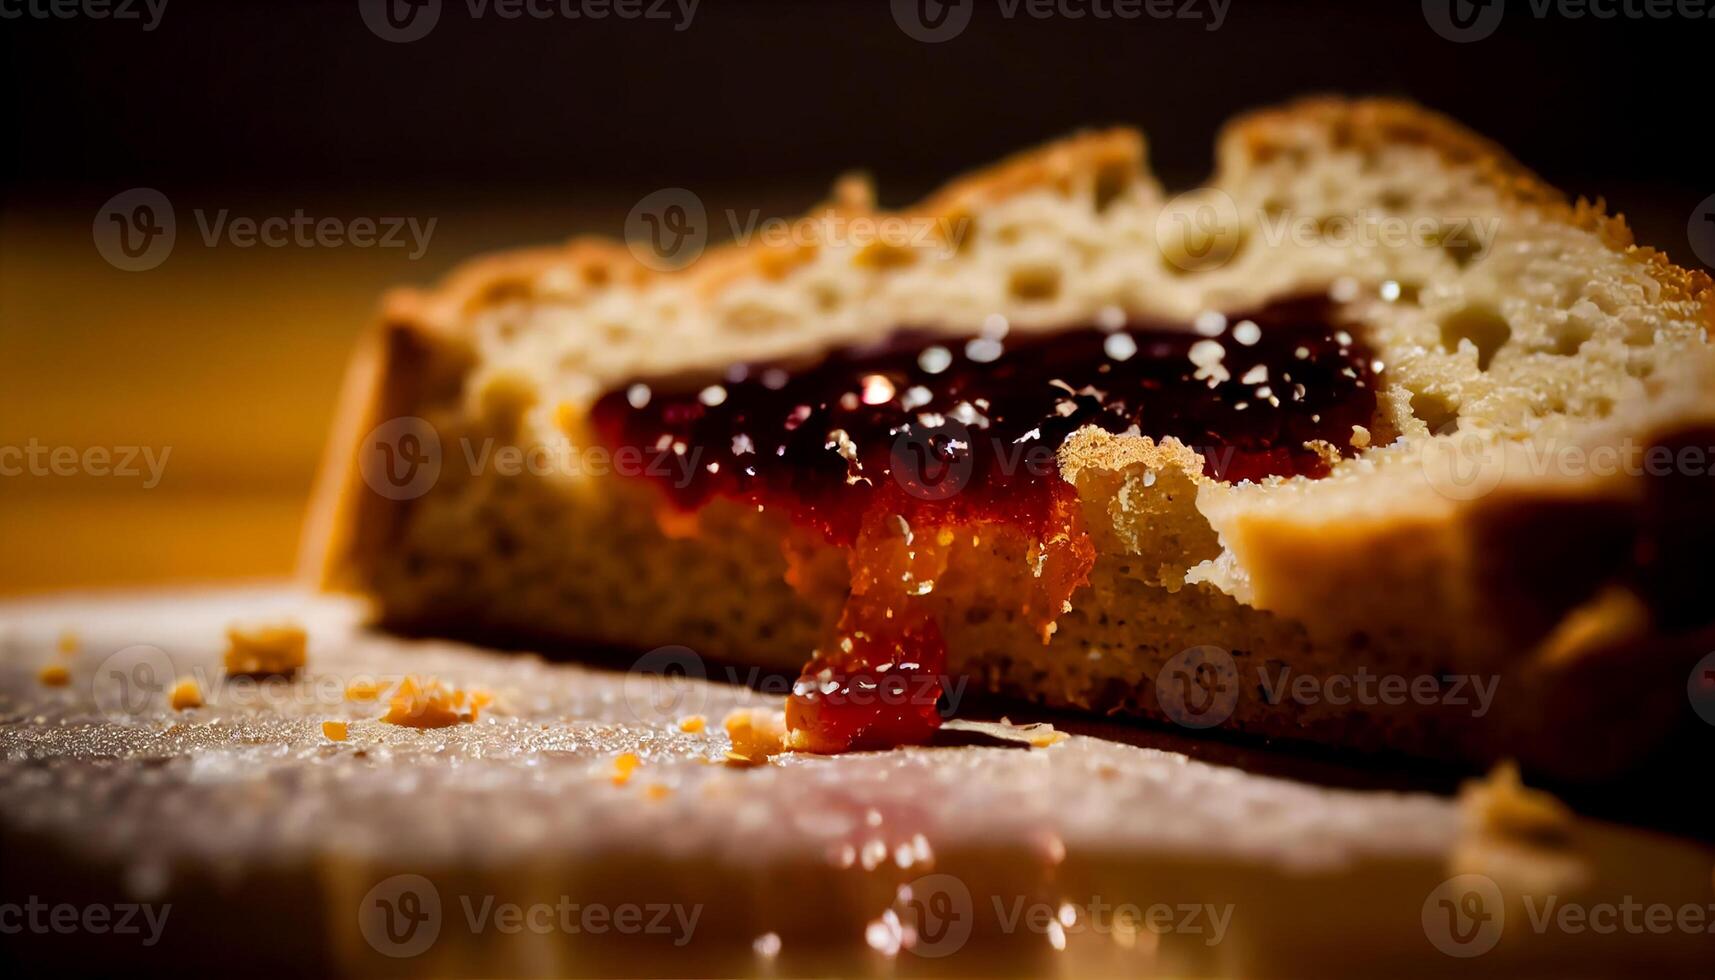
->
[590,295,1378,753]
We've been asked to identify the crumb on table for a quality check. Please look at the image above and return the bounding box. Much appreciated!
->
[723,707,787,766]
[224,622,307,677]
[37,663,71,687]
[1460,760,1571,842]
[169,677,203,710]
[322,720,349,741]
[612,752,641,786]
[380,676,492,729]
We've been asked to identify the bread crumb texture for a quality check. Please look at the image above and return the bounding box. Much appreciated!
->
[169,677,203,710]
[723,707,787,765]
[1460,760,1572,843]
[380,675,492,729]
[224,622,308,678]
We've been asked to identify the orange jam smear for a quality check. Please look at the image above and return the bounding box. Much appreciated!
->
[590,296,1376,752]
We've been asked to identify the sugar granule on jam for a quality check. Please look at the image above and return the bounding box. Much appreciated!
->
[592,297,1377,753]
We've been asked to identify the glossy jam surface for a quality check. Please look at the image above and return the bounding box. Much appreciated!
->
[590,297,1377,752]
[591,296,1375,540]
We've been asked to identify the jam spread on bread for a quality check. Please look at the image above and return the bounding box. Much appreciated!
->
[592,296,1377,753]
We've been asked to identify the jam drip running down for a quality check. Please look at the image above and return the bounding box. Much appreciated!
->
[591,296,1377,753]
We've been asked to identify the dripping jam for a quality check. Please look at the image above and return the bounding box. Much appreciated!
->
[590,295,1378,753]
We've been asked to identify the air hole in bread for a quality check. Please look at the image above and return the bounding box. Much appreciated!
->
[811,283,842,313]
[1436,223,1488,268]
[1409,389,1461,434]
[1547,319,1593,356]
[1440,304,1512,370]
[1008,264,1062,302]
[853,240,917,271]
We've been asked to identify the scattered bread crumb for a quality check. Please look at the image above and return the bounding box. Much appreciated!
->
[1350,424,1371,448]
[37,663,71,687]
[612,752,641,786]
[322,720,349,741]
[1535,586,1650,664]
[1020,723,1068,748]
[677,714,707,734]
[169,677,203,710]
[723,707,788,766]
[344,678,383,701]
[645,783,673,801]
[224,622,307,677]
[380,676,492,729]
[1460,760,1571,842]
[56,630,79,655]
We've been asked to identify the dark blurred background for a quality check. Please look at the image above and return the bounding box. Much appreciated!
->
[2,0,1710,592]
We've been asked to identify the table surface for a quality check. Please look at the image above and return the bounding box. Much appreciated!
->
[2,585,1712,977]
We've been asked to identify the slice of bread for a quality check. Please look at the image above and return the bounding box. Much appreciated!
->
[304,98,1715,783]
